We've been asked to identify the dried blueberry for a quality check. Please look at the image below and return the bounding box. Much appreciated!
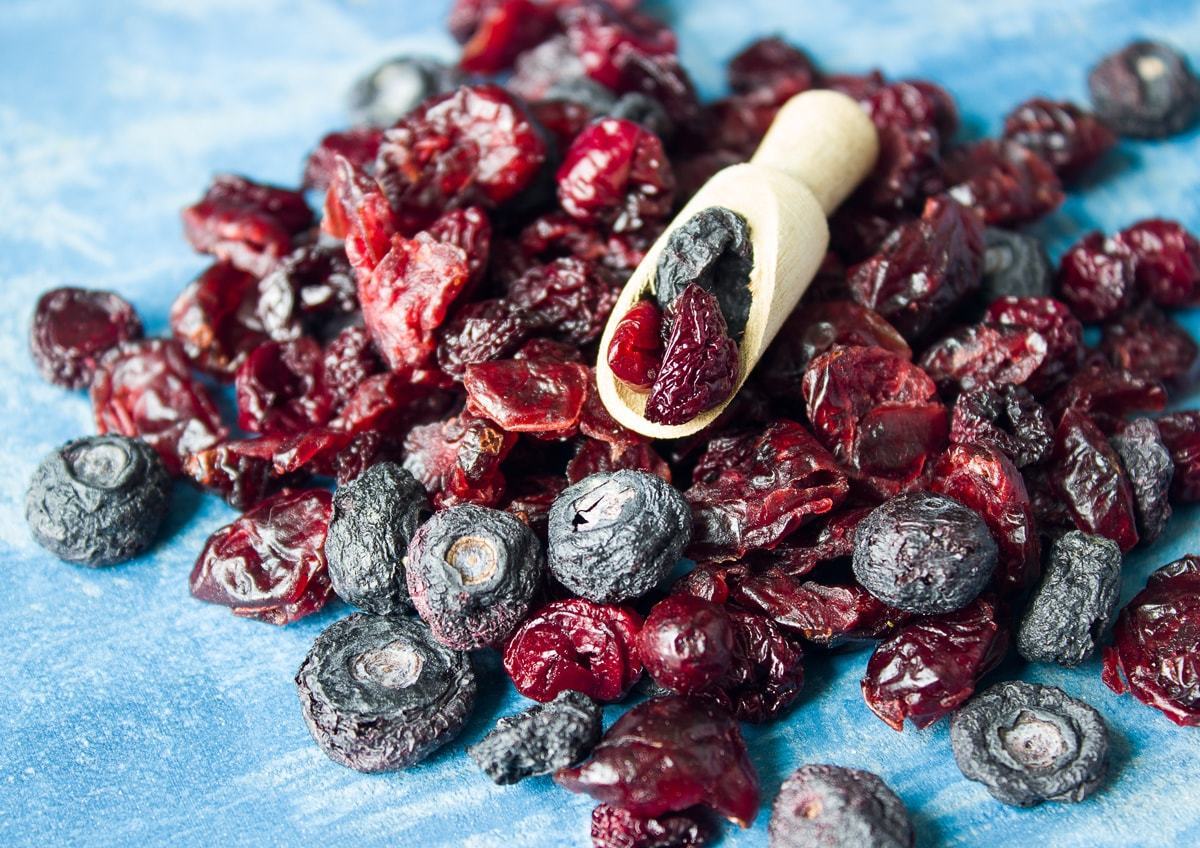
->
[768,764,914,848]
[1088,40,1200,138]
[406,504,544,649]
[852,492,998,615]
[467,690,602,785]
[348,56,464,127]
[25,435,170,567]
[950,681,1109,806]
[296,613,476,772]
[325,462,429,616]
[610,92,674,140]
[1110,418,1174,544]
[654,207,754,341]
[980,229,1053,302]
[1016,531,1122,667]
[548,470,691,603]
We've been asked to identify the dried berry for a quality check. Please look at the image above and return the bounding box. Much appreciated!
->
[854,80,947,211]
[456,0,557,74]
[548,470,690,603]
[728,36,817,102]
[1016,531,1122,667]
[608,299,665,390]
[403,411,516,508]
[734,569,902,647]
[853,491,998,614]
[465,359,591,436]
[468,690,602,785]
[942,139,1064,227]
[189,488,333,625]
[25,435,170,567]
[654,207,754,341]
[1116,218,1200,307]
[1103,554,1200,725]
[436,299,533,380]
[1154,411,1200,502]
[918,322,1049,395]
[768,764,914,848]
[950,385,1052,468]
[296,613,476,771]
[980,229,1053,302]
[638,595,734,694]
[507,257,621,347]
[1049,409,1139,553]
[325,462,429,615]
[590,804,713,848]
[1088,40,1200,138]
[503,598,643,703]
[303,128,384,192]
[1001,99,1114,179]
[1048,359,1166,432]
[406,504,544,649]
[348,56,464,127]
[1100,301,1198,390]
[1056,231,1137,323]
[1110,418,1174,544]
[984,296,1084,397]
[556,696,760,827]
[29,288,142,389]
[951,681,1109,806]
[713,609,805,723]
[235,338,332,435]
[184,437,283,510]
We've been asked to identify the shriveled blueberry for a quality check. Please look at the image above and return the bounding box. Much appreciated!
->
[852,492,997,615]
[296,613,476,772]
[467,690,602,785]
[406,504,544,649]
[951,681,1109,806]
[1017,531,1122,667]
[1110,418,1174,544]
[981,229,1053,302]
[548,470,691,603]
[348,56,464,127]
[26,435,170,567]
[1088,40,1200,138]
[768,764,913,848]
[325,462,429,615]
[610,92,674,140]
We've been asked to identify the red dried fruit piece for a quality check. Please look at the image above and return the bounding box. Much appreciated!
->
[728,37,818,103]
[331,371,449,436]
[556,695,760,827]
[1101,301,1199,390]
[931,443,1040,593]
[1103,554,1200,726]
[507,257,621,346]
[437,299,533,380]
[1048,358,1167,432]
[857,82,947,210]
[579,386,645,448]
[751,507,872,578]
[984,296,1084,396]
[403,412,517,508]
[645,284,740,426]
[567,438,671,484]
[257,241,358,331]
[324,157,397,269]
[1050,409,1139,552]
[861,595,1008,731]
[457,0,557,74]
[1117,218,1200,307]
[709,609,804,724]
[685,421,849,561]
[181,174,313,277]
[607,299,665,390]
[590,803,713,848]
[562,2,676,91]
[464,359,590,436]
[530,98,596,153]
[919,323,1048,394]
[515,337,585,363]
[184,437,286,510]
[1057,231,1137,322]
[1153,412,1200,502]
[91,339,228,475]
[30,287,143,389]
[950,384,1052,468]
[735,569,902,646]
[235,339,332,435]
[942,139,1064,226]
[189,488,333,625]
[425,206,492,287]
[704,94,784,158]
[504,598,643,703]
[1001,99,1115,180]
[321,325,383,410]
[503,473,568,538]
[375,85,547,234]
[302,128,384,191]
[517,211,656,275]
[638,594,734,694]
[847,195,985,342]
[613,49,701,127]
[359,232,471,375]
[674,563,749,605]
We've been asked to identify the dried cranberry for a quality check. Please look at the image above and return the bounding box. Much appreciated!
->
[189,488,333,625]
[857,82,947,210]
[1001,99,1115,179]
[30,287,143,389]
[465,359,590,436]
[567,438,671,484]
[861,595,1008,730]
[562,2,676,91]
[1103,555,1200,726]
[425,206,493,288]
[984,296,1084,396]
[403,412,517,508]
[235,339,332,435]
[257,241,357,334]
[556,695,760,827]
[1101,301,1198,391]
[638,595,734,694]
[750,507,871,578]
[607,299,664,390]
[324,157,397,267]
[181,174,313,276]
[943,140,1064,226]
[507,258,620,346]
[504,598,643,703]
[1057,231,1137,322]
[728,37,817,102]
[184,438,285,510]
[1116,218,1200,307]
[320,325,383,409]
[529,97,596,151]
[1050,409,1139,552]
[437,300,533,380]
[1153,411,1200,502]
[91,339,228,475]
[517,211,655,275]
[734,569,902,646]
[847,196,985,342]
[302,128,384,191]
[709,609,804,724]
[590,804,713,848]
[456,0,557,74]
[1048,359,1167,431]
[950,384,1052,468]
[331,371,449,436]
[919,323,1048,395]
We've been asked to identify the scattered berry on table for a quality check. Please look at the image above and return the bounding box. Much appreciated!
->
[979,228,1053,302]
[768,764,914,848]
[468,690,602,785]
[29,288,143,390]
[1088,40,1200,138]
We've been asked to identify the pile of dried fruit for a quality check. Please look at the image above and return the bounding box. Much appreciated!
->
[22,1,1200,844]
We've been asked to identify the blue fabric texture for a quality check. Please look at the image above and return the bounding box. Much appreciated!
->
[2,1,1200,845]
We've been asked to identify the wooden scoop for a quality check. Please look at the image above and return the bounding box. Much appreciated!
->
[595,89,880,439]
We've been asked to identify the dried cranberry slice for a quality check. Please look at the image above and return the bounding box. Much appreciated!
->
[464,359,591,436]
[607,299,664,390]
[1001,98,1115,180]
[30,287,143,389]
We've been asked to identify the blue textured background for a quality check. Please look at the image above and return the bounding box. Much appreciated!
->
[2,1,1200,846]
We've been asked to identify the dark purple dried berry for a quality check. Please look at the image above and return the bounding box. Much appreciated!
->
[981,228,1053,302]
[768,764,914,848]
[951,681,1109,806]
[406,504,544,650]
[1110,418,1174,544]
[638,595,734,694]
[468,690,602,785]
[1016,531,1122,667]
[25,435,169,567]
[296,613,476,772]
[950,385,1053,468]
[1088,40,1200,138]
[348,56,464,127]
[29,287,143,389]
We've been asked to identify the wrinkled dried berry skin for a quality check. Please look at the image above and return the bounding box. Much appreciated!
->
[1117,218,1200,307]
[1110,418,1174,544]
[325,462,428,616]
[768,764,914,848]
[654,207,754,341]
[715,609,805,724]
[1017,531,1122,666]
[1001,99,1115,179]
[734,570,902,647]
[590,803,713,848]
[1056,231,1136,323]
[406,504,544,649]
[1103,555,1200,725]
[348,56,464,127]
[950,681,1109,806]
[1088,40,1200,138]
[468,690,602,785]
[950,385,1052,468]
[918,322,1049,395]
[853,492,998,615]
[30,288,143,389]
[1050,409,1140,553]
[1101,301,1199,391]
[980,229,1053,302]
[556,696,760,827]
[638,595,734,694]
[608,299,665,390]
[548,470,690,603]
[942,139,1064,227]
[25,435,170,567]
[296,613,476,772]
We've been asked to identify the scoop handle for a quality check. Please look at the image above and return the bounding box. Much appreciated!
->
[750,89,879,215]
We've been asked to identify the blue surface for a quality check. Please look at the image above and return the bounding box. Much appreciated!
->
[2,1,1200,846]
